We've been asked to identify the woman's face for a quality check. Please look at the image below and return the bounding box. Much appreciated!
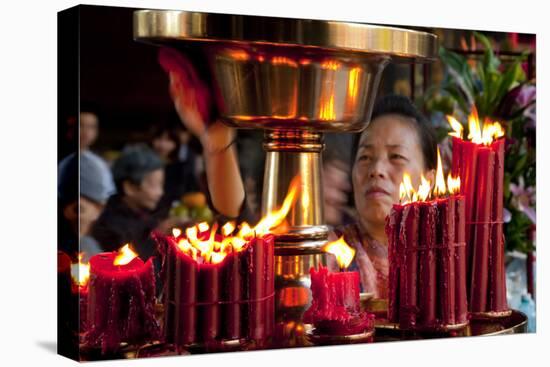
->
[352,114,431,228]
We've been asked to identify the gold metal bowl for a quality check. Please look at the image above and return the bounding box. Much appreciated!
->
[134,10,437,132]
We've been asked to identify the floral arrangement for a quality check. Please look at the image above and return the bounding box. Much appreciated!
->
[423,31,536,253]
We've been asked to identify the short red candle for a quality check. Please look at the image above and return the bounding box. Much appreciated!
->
[86,251,159,354]
[304,265,374,336]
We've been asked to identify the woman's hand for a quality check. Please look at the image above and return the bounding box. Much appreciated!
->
[158,47,235,153]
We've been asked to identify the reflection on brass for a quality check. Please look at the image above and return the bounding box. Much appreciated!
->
[470,309,513,320]
[275,253,326,311]
[374,309,528,340]
[306,328,375,345]
[134,10,438,60]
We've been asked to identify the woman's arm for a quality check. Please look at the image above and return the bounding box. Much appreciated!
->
[201,121,245,218]
[161,48,245,218]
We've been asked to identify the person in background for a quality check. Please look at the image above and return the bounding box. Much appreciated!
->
[91,144,168,261]
[58,152,113,261]
[58,105,116,202]
[150,119,200,217]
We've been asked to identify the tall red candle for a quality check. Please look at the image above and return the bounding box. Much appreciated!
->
[86,249,159,354]
[220,250,242,340]
[448,113,509,317]
[247,236,265,341]
[161,234,197,347]
[386,204,404,323]
[418,201,437,327]
[399,203,419,329]
[197,262,220,342]
[489,138,507,312]
[470,147,495,313]
[454,195,468,324]
[437,197,456,326]
[264,233,275,339]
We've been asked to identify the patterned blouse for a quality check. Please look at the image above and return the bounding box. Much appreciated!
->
[327,222,389,299]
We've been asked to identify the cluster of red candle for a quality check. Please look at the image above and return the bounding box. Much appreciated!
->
[155,176,300,350]
[386,149,468,331]
[447,110,509,317]
[85,245,160,354]
[304,237,374,336]
[155,224,275,349]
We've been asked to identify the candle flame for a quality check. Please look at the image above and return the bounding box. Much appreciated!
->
[171,176,301,264]
[417,174,431,202]
[70,253,90,288]
[400,173,417,204]
[399,149,461,204]
[113,244,138,266]
[433,147,447,197]
[253,175,301,235]
[222,221,236,236]
[198,221,210,233]
[447,174,461,195]
[446,115,464,139]
[172,228,182,238]
[449,106,504,145]
[322,236,355,269]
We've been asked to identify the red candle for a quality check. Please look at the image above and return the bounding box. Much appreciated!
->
[198,262,220,343]
[220,250,242,340]
[418,201,437,327]
[304,265,373,335]
[470,147,495,313]
[437,197,456,326]
[448,113,509,317]
[399,203,419,329]
[388,157,468,331]
[454,195,468,324]
[386,204,404,323]
[246,236,266,342]
[155,225,275,349]
[69,254,90,334]
[456,139,479,277]
[161,233,198,347]
[489,138,508,312]
[86,245,159,354]
[264,233,275,339]
[304,237,374,336]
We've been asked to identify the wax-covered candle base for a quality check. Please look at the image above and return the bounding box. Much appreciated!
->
[304,265,375,336]
[86,252,160,354]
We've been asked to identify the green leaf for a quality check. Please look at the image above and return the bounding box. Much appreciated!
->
[439,47,476,103]
[474,32,500,73]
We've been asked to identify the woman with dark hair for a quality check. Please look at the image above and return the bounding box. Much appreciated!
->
[328,95,438,298]
[159,49,438,299]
